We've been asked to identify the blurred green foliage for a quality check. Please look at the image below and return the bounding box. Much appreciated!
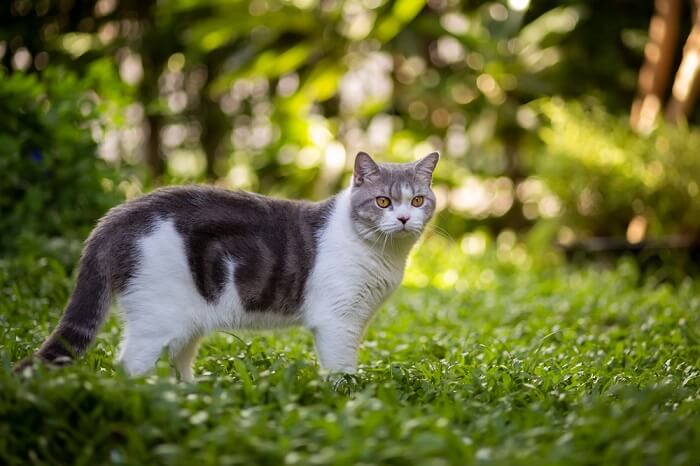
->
[0,0,662,240]
[536,99,700,239]
[0,69,122,263]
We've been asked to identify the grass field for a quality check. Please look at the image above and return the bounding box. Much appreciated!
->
[1,235,699,465]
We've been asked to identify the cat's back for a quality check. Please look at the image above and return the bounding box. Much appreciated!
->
[114,185,292,220]
[99,185,335,320]
[101,185,326,239]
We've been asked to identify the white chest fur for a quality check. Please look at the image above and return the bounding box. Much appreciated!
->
[302,189,408,331]
[300,189,412,372]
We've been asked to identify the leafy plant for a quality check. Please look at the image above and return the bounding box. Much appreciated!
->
[0,69,121,262]
[535,99,700,239]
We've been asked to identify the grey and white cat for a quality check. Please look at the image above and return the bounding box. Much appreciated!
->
[19,151,439,380]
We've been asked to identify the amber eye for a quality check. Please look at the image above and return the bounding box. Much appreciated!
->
[411,196,425,207]
[376,196,391,208]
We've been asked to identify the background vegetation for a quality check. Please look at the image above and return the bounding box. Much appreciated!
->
[2,0,700,464]
[3,0,700,244]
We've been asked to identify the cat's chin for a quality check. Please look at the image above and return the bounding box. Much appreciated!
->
[359,229,418,245]
[387,228,422,239]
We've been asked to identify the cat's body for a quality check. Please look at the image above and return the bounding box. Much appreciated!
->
[19,152,438,380]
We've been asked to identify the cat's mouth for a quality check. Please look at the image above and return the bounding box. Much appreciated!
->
[385,226,421,237]
[357,223,421,241]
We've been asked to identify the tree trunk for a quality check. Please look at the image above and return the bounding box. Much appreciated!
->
[136,0,167,180]
[146,114,164,178]
[201,94,226,180]
[666,1,700,123]
[199,53,229,180]
[630,0,681,133]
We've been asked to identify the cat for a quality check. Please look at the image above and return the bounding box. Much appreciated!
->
[17,151,439,380]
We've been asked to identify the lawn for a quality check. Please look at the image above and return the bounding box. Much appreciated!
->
[1,235,699,465]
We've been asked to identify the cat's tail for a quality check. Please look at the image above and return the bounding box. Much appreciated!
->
[15,237,112,372]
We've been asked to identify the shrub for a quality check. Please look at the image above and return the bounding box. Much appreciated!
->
[535,99,700,240]
[0,69,121,262]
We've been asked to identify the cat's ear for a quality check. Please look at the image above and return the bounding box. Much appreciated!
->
[353,152,380,186]
[414,152,439,182]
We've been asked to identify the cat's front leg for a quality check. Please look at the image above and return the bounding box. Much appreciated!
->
[312,320,364,374]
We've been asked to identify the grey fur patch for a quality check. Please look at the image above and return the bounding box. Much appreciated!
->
[29,226,113,366]
[104,186,335,311]
[18,186,336,369]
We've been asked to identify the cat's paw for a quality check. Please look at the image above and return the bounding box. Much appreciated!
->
[325,371,362,393]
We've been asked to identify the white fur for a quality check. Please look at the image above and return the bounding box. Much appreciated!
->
[116,188,413,380]
[302,189,409,373]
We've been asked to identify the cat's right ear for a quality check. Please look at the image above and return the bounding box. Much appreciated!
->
[353,152,379,187]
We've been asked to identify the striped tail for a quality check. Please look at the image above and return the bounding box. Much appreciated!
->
[15,239,111,371]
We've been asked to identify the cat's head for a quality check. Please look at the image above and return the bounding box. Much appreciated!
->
[349,151,439,242]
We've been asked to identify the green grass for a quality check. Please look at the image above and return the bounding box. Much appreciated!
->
[1,236,699,465]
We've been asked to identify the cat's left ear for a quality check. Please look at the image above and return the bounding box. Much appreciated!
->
[414,152,439,182]
[353,152,380,187]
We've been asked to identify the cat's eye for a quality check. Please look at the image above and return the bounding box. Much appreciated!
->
[411,196,425,207]
[376,196,391,208]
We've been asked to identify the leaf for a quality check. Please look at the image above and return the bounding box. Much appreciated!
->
[374,0,427,43]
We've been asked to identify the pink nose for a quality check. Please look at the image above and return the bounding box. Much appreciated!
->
[398,216,410,225]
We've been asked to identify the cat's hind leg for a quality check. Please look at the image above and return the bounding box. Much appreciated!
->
[116,299,178,377]
[117,325,169,377]
[169,336,201,382]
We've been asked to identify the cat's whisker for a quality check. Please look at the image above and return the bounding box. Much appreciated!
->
[426,224,455,242]
[431,224,453,238]
[368,226,387,248]
[358,224,386,245]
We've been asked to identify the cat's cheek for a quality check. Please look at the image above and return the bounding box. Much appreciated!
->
[380,210,398,227]
[411,210,427,231]
[356,210,378,225]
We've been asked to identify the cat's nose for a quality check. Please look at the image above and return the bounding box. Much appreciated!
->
[397,216,410,225]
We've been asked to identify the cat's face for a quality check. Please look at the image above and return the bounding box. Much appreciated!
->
[350,152,439,243]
